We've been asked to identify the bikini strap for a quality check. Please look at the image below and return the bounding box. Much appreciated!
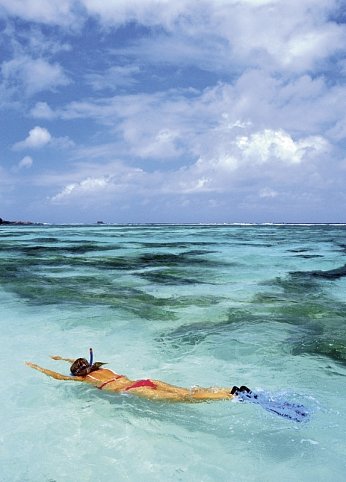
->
[98,375,124,390]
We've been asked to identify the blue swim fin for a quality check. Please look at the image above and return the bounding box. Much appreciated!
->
[236,390,310,423]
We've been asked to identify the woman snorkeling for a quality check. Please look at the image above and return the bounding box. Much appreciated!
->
[26,348,248,402]
[26,349,309,422]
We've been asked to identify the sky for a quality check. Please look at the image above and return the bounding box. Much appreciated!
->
[1,0,346,224]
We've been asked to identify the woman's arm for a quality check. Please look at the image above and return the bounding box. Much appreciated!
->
[26,362,84,382]
[50,355,75,363]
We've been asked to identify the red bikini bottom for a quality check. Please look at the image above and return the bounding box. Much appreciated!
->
[125,379,157,390]
[98,377,157,391]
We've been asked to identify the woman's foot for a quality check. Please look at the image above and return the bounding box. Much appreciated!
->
[231,385,251,395]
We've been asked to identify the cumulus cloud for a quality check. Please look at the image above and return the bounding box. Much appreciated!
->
[50,164,147,204]
[235,129,329,165]
[126,127,183,160]
[30,102,56,119]
[51,177,110,204]
[0,0,78,26]
[212,0,345,72]
[18,155,33,169]
[14,126,52,150]
[1,56,70,95]
[164,128,330,196]
[13,126,74,151]
[13,126,52,150]
[85,65,140,91]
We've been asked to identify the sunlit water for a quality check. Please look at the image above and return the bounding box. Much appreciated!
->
[1,224,346,481]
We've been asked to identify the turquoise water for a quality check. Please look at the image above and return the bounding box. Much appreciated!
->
[1,224,346,481]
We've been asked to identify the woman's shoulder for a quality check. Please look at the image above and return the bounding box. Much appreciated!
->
[86,367,122,381]
[99,368,119,377]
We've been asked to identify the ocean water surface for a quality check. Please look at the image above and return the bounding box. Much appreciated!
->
[1,224,346,481]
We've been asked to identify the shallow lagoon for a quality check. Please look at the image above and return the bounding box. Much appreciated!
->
[1,224,346,481]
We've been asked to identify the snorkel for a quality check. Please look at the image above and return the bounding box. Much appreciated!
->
[70,348,106,376]
[89,347,93,366]
[89,348,106,370]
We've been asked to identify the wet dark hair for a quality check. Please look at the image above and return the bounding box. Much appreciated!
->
[70,357,90,376]
[70,349,107,376]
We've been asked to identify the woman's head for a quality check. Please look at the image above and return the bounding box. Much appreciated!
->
[70,349,107,376]
[70,357,90,376]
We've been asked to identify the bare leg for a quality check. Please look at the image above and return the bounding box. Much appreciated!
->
[152,380,233,400]
[26,362,84,382]
[188,387,233,401]
[123,383,233,402]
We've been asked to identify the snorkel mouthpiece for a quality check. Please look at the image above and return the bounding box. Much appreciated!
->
[89,347,93,366]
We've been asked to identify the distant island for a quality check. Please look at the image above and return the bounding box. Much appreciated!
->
[0,217,42,226]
